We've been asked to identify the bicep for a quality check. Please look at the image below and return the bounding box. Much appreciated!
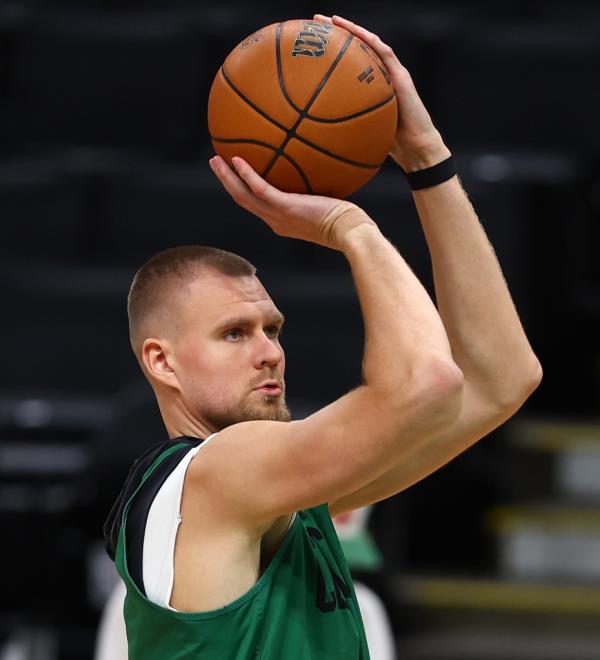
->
[328,380,516,518]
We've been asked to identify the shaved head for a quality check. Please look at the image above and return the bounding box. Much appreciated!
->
[127,246,256,361]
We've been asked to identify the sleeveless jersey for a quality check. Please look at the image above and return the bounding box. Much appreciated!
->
[114,441,371,659]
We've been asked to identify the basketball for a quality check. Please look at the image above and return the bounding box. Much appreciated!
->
[207,19,398,198]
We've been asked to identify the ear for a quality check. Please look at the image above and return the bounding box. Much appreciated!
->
[141,338,181,391]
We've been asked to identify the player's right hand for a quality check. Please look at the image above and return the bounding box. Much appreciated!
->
[209,155,376,251]
[314,14,451,173]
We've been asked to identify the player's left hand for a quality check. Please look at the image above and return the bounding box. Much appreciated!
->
[314,14,451,172]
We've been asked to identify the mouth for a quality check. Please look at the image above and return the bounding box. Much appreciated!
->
[253,380,283,397]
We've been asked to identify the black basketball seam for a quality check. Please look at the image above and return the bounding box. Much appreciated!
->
[302,34,355,117]
[276,22,302,113]
[276,24,395,124]
[263,32,354,179]
[217,35,387,188]
[214,71,382,168]
[291,135,381,169]
[222,60,393,128]
[212,137,278,150]
[211,137,313,193]
[213,134,381,170]
[304,92,396,123]
[220,66,290,133]
[214,67,383,169]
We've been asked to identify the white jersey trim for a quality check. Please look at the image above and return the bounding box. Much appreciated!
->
[142,433,217,611]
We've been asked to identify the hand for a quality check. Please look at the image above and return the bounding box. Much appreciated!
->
[314,14,451,172]
[209,155,375,250]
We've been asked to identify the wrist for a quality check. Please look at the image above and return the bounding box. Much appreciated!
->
[392,132,451,173]
[318,203,376,251]
[338,219,382,256]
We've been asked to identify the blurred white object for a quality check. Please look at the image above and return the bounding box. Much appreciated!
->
[333,506,396,659]
[94,579,127,660]
[500,528,600,580]
[354,581,397,660]
[557,446,600,498]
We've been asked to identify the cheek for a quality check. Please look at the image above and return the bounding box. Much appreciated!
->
[179,342,246,390]
[175,342,215,392]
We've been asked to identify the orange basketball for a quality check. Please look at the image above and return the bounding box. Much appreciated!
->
[208,19,398,198]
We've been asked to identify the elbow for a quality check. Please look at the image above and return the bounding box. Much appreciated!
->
[528,356,544,392]
[372,355,464,427]
[516,355,543,404]
[491,354,543,414]
[426,356,465,398]
[414,357,465,424]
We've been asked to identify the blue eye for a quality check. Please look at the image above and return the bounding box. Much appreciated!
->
[225,328,242,341]
[265,325,282,339]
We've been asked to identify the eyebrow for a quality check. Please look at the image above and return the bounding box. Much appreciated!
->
[216,313,285,331]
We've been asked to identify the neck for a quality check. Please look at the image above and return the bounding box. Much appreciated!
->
[159,396,215,441]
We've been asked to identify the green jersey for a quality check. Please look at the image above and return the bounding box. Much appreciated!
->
[113,441,370,659]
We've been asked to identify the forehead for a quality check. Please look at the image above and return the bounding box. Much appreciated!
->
[181,271,280,325]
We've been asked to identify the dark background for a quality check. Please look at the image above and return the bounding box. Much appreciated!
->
[1,0,599,658]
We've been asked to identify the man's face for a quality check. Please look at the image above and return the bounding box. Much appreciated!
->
[170,271,290,431]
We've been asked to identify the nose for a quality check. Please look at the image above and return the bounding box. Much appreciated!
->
[254,332,284,369]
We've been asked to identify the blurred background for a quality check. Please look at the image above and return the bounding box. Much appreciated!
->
[1,0,599,658]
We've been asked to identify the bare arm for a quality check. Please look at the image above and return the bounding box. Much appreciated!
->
[318,15,542,516]
[192,156,463,527]
[324,15,541,397]
[413,177,542,403]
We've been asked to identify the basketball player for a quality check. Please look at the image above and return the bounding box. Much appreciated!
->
[103,14,542,659]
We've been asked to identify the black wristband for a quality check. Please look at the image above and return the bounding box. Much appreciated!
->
[403,155,457,191]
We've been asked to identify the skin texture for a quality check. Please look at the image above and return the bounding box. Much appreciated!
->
[141,270,290,440]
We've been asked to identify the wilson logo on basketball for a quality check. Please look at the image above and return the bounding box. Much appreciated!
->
[357,66,375,84]
[291,21,332,58]
[359,42,392,84]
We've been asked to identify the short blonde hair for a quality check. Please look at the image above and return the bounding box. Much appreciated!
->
[127,245,255,354]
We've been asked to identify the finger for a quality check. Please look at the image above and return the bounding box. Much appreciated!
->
[331,14,375,40]
[209,155,246,199]
[209,156,270,215]
[313,14,332,23]
[331,15,398,67]
[231,156,287,207]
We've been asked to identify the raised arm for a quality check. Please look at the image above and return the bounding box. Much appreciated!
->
[192,155,463,528]
[326,14,541,402]
[313,15,542,516]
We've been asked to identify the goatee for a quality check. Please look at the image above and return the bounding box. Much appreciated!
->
[203,395,291,430]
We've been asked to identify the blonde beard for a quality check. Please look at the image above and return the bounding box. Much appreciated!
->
[203,393,291,430]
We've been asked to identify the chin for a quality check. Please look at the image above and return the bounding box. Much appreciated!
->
[249,398,292,423]
[203,398,291,430]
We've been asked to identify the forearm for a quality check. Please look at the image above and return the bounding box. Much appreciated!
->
[413,172,541,402]
[313,14,539,405]
[340,219,459,393]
